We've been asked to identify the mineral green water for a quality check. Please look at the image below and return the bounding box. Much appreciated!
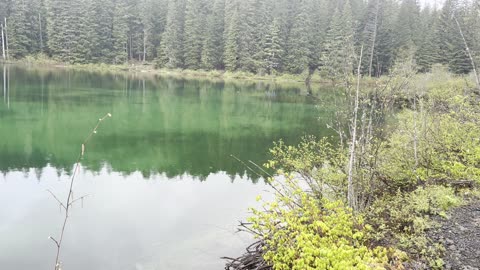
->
[0,64,336,270]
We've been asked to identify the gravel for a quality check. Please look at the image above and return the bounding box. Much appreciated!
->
[429,201,480,270]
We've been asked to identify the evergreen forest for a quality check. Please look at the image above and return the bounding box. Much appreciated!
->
[1,0,479,76]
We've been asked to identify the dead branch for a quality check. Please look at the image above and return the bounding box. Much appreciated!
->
[49,113,111,270]
[222,240,270,270]
[347,46,364,211]
[453,14,480,90]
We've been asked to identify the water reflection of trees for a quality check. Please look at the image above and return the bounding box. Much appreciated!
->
[0,65,337,181]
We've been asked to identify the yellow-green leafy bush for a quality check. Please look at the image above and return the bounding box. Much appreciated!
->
[250,179,388,270]
[265,136,347,201]
[379,105,480,190]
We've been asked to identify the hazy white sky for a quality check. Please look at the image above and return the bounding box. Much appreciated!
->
[420,0,445,8]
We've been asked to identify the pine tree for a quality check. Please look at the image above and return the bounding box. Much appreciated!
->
[306,0,329,73]
[8,0,33,58]
[393,0,421,53]
[321,0,355,78]
[0,0,12,22]
[157,0,185,68]
[232,0,268,72]
[89,0,114,63]
[112,0,129,64]
[263,18,283,73]
[415,7,440,72]
[183,0,206,69]
[0,0,476,75]
[45,0,72,61]
[68,0,92,63]
[201,0,224,70]
[373,0,397,76]
[140,0,167,61]
[285,0,311,74]
[224,5,240,71]
[436,0,472,74]
[125,0,144,62]
[463,1,480,72]
[359,0,381,76]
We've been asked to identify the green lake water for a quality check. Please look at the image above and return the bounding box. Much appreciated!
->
[0,64,336,270]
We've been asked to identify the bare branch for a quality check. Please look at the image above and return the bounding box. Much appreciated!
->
[453,14,480,90]
[68,195,91,207]
[48,236,60,248]
[46,190,67,211]
[49,113,112,270]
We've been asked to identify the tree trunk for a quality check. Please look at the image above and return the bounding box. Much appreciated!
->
[6,65,9,108]
[1,24,5,60]
[453,15,480,90]
[143,31,147,62]
[368,0,379,77]
[413,96,418,169]
[347,46,364,211]
[3,65,6,103]
[4,18,9,60]
[39,13,44,52]
[128,36,132,62]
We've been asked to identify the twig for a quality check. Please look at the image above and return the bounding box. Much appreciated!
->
[230,155,263,179]
[46,189,67,211]
[453,14,480,91]
[230,155,301,208]
[49,113,111,270]
[248,160,273,178]
[69,194,91,207]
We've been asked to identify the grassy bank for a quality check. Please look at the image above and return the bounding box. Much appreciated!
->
[1,56,323,85]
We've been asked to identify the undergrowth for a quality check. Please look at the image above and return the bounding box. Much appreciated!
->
[232,70,480,270]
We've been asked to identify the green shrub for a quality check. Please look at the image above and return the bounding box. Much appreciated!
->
[366,186,461,268]
[265,137,347,201]
[379,105,480,190]
[250,184,389,270]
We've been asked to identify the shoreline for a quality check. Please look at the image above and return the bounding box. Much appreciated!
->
[1,59,331,86]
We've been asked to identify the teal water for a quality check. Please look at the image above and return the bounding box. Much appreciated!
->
[0,65,335,270]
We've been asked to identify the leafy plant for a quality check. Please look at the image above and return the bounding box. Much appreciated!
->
[250,179,389,270]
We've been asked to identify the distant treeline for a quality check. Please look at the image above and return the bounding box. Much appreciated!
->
[0,0,479,76]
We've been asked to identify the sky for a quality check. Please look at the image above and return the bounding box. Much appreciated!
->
[420,0,445,8]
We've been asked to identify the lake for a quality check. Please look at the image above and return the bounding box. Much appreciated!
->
[0,64,335,270]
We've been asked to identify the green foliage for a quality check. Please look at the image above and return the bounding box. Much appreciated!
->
[321,0,356,79]
[223,5,239,72]
[2,0,479,75]
[157,0,185,68]
[393,0,421,52]
[379,87,480,189]
[201,0,224,70]
[111,1,129,64]
[366,186,461,267]
[250,188,388,270]
[285,0,313,74]
[8,0,40,58]
[415,8,441,73]
[236,72,480,269]
[266,137,347,201]
[263,19,283,74]
[183,0,206,70]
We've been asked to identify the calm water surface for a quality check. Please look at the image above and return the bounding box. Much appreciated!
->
[0,65,335,270]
